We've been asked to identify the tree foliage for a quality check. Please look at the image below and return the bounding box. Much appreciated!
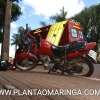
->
[73,3,100,45]
[50,7,67,22]
[11,3,21,21]
[0,0,22,30]
[40,7,67,27]
[11,25,31,51]
[40,21,48,27]
[0,0,22,42]
[11,26,26,51]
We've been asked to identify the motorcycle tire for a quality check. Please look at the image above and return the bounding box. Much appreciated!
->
[83,57,94,77]
[75,57,94,77]
[15,58,38,71]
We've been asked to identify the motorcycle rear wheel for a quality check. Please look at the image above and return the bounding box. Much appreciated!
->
[15,58,37,71]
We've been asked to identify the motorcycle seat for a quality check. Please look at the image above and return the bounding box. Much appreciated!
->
[52,42,85,57]
[51,44,70,57]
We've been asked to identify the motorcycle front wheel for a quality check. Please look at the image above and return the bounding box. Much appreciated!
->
[72,57,94,77]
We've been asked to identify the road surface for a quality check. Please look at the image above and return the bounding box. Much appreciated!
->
[0,64,100,100]
[91,64,100,78]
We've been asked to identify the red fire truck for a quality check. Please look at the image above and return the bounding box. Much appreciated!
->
[14,19,97,76]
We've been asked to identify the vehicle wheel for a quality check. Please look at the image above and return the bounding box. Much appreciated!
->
[15,58,37,71]
[74,57,94,77]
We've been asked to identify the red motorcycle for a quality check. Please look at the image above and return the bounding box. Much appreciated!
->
[14,20,97,76]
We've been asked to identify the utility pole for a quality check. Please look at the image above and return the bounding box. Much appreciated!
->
[1,0,12,61]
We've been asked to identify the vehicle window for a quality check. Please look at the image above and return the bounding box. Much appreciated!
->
[79,31,83,39]
[71,28,78,38]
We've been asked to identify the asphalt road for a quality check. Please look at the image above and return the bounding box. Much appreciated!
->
[0,64,100,100]
[91,64,100,78]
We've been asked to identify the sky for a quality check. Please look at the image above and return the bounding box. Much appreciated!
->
[0,0,100,57]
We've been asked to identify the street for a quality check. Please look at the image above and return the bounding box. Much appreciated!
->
[91,64,100,78]
[0,64,100,100]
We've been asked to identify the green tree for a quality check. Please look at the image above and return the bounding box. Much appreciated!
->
[40,7,67,28]
[40,7,67,27]
[11,25,31,51]
[73,4,100,50]
[40,21,48,27]
[11,26,25,51]
[0,0,22,43]
[73,8,89,36]
[1,0,22,60]
[11,33,20,51]
[50,7,67,22]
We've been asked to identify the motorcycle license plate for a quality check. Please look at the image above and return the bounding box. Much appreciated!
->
[88,50,97,62]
